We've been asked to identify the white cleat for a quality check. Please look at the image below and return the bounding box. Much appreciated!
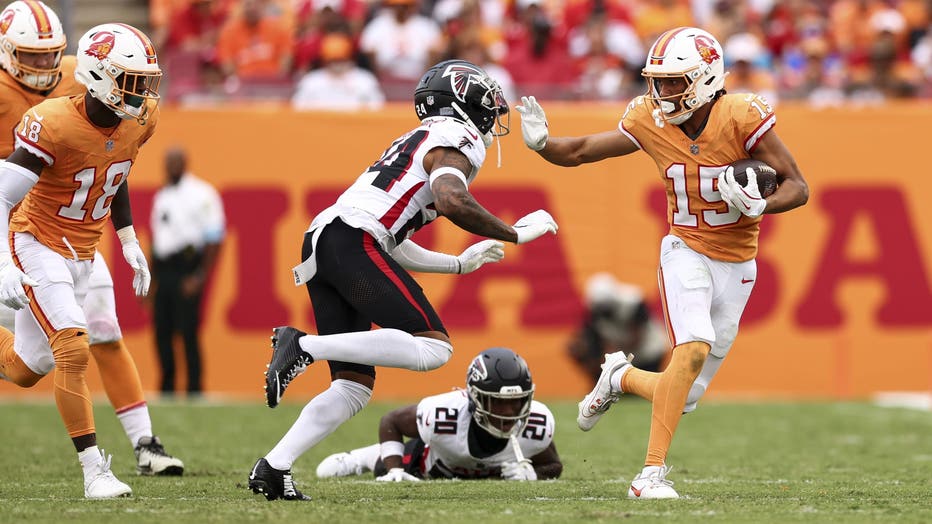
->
[316,452,364,478]
[628,465,680,500]
[84,451,132,499]
[577,351,633,431]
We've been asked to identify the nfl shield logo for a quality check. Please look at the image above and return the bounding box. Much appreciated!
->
[105,140,114,152]
[689,144,699,155]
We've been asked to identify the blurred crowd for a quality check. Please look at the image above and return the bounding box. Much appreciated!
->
[150,0,932,109]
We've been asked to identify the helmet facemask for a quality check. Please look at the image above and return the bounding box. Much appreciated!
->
[5,44,64,89]
[467,383,534,438]
[643,67,709,126]
[101,67,161,122]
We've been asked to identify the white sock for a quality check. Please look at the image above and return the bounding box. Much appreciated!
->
[265,379,372,470]
[610,366,631,395]
[640,464,663,478]
[116,403,153,447]
[299,329,452,371]
[350,443,382,472]
[78,446,102,477]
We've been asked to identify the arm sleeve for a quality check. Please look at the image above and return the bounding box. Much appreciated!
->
[0,161,39,256]
[389,239,459,274]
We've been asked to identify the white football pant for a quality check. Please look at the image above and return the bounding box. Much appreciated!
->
[657,234,756,410]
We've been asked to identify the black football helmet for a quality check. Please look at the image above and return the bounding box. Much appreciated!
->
[466,347,534,438]
[414,60,510,147]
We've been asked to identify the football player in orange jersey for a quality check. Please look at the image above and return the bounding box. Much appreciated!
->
[0,1,184,481]
[0,21,170,499]
[517,27,809,499]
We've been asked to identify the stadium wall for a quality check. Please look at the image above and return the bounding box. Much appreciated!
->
[4,102,931,401]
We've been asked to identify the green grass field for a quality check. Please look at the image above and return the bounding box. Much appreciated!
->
[0,397,929,523]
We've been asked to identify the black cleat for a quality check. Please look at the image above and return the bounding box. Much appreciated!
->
[265,326,312,408]
[248,458,311,501]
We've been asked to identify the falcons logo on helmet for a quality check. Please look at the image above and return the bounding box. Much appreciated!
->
[467,356,488,383]
[441,63,484,103]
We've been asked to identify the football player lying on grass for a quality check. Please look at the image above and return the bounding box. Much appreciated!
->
[317,347,562,481]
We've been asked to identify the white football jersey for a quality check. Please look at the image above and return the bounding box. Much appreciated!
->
[311,117,485,252]
[415,389,555,479]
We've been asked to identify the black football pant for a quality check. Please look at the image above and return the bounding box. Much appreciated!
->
[153,250,204,395]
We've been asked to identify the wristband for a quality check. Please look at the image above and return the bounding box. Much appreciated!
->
[380,440,405,459]
[116,225,138,245]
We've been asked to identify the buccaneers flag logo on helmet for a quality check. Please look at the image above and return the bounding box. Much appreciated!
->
[84,30,115,60]
[694,35,721,65]
[0,9,14,35]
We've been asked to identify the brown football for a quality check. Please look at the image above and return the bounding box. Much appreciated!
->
[729,158,778,197]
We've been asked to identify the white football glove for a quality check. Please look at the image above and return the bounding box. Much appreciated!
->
[456,240,505,274]
[513,209,558,244]
[718,166,767,218]
[121,240,151,297]
[501,459,537,481]
[0,254,38,310]
[515,96,549,151]
[376,468,421,482]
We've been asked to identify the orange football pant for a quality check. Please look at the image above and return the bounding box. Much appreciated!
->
[90,339,145,412]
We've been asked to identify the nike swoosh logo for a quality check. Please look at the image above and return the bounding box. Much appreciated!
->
[631,485,643,497]
[741,278,754,284]
[249,462,260,480]
[32,111,43,122]
[465,130,477,140]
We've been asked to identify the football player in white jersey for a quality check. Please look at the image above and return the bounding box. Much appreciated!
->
[248,60,559,501]
[316,347,562,481]
[516,27,809,498]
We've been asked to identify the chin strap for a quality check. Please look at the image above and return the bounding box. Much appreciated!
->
[653,101,695,128]
[495,132,502,168]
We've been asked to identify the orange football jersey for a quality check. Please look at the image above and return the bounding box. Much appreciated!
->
[620,93,777,262]
[0,55,82,158]
[10,95,158,259]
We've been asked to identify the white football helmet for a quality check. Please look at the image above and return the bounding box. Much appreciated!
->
[0,0,66,90]
[74,23,161,124]
[642,27,726,127]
